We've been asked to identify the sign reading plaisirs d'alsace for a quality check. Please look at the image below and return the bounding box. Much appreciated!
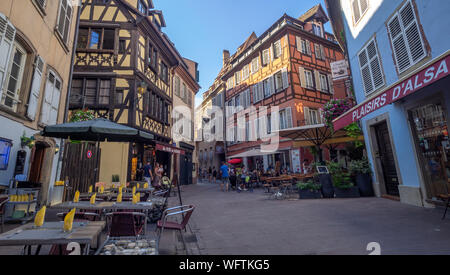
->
[333,53,450,131]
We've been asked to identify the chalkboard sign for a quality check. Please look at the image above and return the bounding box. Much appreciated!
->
[14,150,27,176]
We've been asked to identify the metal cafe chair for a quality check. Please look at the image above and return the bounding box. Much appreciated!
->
[156,205,195,255]
[439,194,450,220]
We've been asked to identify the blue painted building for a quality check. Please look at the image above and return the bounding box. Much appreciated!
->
[325,0,450,207]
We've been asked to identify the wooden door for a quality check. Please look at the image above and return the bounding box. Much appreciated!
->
[29,144,45,183]
[374,122,400,197]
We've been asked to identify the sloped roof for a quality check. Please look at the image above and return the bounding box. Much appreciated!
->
[298,4,329,23]
[230,32,258,61]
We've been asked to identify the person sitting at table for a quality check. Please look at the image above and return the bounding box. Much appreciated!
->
[303,159,312,175]
[153,163,162,189]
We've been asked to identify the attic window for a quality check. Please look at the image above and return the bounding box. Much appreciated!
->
[352,0,369,24]
[138,0,147,15]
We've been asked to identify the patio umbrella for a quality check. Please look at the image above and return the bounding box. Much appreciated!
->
[228,159,242,165]
[41,118,155,142]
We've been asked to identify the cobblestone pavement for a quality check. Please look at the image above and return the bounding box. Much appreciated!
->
[179,181,450,255]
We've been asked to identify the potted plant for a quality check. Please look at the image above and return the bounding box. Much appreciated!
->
[20,132,35,149]
[296,180,322,199]
[112,175,120,188]
[327,162,360,198]
[349,158,374,197]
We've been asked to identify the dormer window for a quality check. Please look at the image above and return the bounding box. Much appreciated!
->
[312,24,323,37]
[138,0,147,15]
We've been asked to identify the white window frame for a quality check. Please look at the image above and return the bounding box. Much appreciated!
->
[305,70,314,89]
[235,71,241,85]
[242,64,250,80]
[251,57,259,74]
[319,73,329,93]
[273,40,282,59]
[227,77,234,90]
[387,0,427,74]
[352,0,369,25]
[262,49,270,66]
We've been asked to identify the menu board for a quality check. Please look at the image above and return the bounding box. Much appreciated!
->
[291,149,301,174]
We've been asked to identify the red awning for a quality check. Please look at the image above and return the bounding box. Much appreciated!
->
[333,51,450,131]
[155,143,185,155]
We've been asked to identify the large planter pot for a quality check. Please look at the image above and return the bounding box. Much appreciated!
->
[299,189,322,199]
[334,186,361,198]
[318,174,334,198]
[356,173,374,197]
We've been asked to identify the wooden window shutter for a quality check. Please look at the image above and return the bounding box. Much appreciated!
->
[40,72,55,125]
[269,75,275,95]
[286,107,293,129]
[328,74,334,94]
[303,106,310,125]
[306,40,311,55]
[314,71,321,91]
[320,45,325,60]
[26,56,45,121]
[270,44,274,62]
[0,14,16,102]
[319,108,324,124]
[282,67,289,90]
[296,36,301,52]
[299,67,306,88]
[315,44,321,59]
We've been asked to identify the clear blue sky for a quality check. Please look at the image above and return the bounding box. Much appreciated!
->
[153,0,332,107]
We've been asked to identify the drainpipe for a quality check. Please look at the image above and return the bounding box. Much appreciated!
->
[54,1,81,186]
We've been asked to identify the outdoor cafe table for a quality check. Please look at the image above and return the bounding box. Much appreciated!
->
[0,221,106,255]
[51,201,116,214]
[79,192,146,201]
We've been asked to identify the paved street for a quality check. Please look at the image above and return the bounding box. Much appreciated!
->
[181,181,450,255]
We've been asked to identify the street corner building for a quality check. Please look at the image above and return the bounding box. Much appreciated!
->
[197,4,355,173]
[0,0,79,211]
[326,0,450,207]
[63,0,200,200]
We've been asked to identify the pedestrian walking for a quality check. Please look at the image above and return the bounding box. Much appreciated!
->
[143,162,153,186]
[220,162,230,192]
[212,168,217,185]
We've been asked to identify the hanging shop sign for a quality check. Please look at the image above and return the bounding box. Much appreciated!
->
[331,60,349,80]
[333,52,450,131]
[156,144,185,155]
[86,150,93,159]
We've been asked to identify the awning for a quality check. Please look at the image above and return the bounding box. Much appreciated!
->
[333,51,450,131]
[227,148,282,159]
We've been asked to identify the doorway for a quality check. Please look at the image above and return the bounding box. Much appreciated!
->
[29,144,46,183]
[374,122,400,197]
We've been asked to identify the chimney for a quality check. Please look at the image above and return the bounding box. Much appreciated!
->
[223,50,230,67]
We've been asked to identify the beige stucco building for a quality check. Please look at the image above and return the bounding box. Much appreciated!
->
[0,0,79,206]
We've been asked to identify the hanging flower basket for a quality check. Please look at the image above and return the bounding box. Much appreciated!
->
[322,98,353,130]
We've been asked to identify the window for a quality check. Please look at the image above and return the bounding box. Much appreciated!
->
[235,94,240,108]
[115,89,124,105]
[315,44,325,60]
[0,138,12,170]
[312,24,323,37]
[160,62,168,82]
[227,77,234,90]
[305,70,314,89]
[304,107,322,125]
[262,49,270,66]
[352,0,369,24]
[174,76,181,97]
[358,38,384,95]
[150,48,158,70]
[181,82,186,100]
[296,37,311,55]
[77,28,115,50]
[70,78,111,107]
[251,57,259,74]
[138,0,147,15]
[241,89,250,109]
[274,71,283,92]
[242,64,250,80]
[1,43,26,111]
[273,40,282,59]
[319,73,329,93]
[118,39,126,54]
[235,71,241,85]
[263,76,274,98]
[34,0,47,11]
[252,82,264,103]
[56,0,73,43]
[279,108,293,130]
[388,0,427,74]
[41,71,62,125]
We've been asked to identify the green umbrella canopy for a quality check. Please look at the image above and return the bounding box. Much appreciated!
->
[41,118,155,142]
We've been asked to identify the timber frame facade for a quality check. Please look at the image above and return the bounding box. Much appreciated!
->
[68,0,181,184]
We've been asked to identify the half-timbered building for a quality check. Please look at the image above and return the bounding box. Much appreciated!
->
[65,0,182,188]
[221,5,351,173]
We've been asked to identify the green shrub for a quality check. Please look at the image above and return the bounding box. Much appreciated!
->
[326,161,354,189]
[349,157,372,175]
[296,180,322,191]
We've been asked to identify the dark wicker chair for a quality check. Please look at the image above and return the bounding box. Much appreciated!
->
[106,212,147,237]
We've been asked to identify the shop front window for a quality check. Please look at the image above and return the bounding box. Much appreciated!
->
[0,138,12,170]
[410,102,450,200]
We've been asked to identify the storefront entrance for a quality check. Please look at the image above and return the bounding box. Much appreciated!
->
[374,122,400,197]
[409,101,450,200]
